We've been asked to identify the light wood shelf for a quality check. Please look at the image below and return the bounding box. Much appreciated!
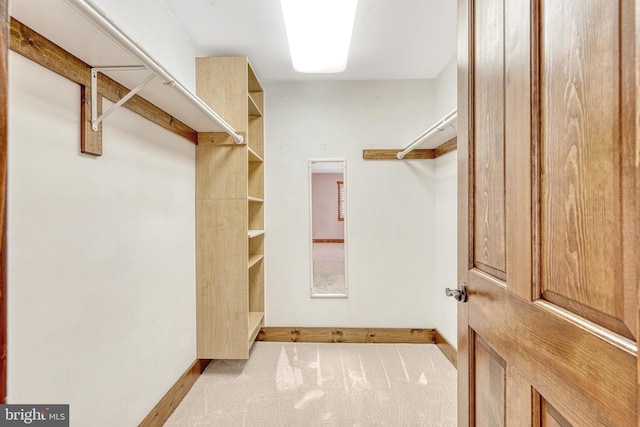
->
[248,254,264,269]
[196,56,265,360]
[248,312,265,343]
[248,146,264,163]
[248,230,265,238]
[248,94,263,117]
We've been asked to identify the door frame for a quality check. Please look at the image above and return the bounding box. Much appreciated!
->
[457,0,472,424]
[0,0,8,404]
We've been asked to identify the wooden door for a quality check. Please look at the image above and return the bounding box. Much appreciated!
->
[457,0,639,425]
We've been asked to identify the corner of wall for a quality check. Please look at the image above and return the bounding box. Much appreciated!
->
[432,57,459,348]
[433,55,458,119]
[433,150,458,349]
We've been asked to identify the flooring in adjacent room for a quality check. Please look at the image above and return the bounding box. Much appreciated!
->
[312,243,346,295]
[165,342,457,426]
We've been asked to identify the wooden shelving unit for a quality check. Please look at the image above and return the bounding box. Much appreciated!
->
[195,57,265,359]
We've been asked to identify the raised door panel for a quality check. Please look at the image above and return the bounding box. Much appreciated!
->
[540,399,572,427]
[473,335,506,427]
[539,0,637,340]
[473,0,506,278]
[504,0,532,300]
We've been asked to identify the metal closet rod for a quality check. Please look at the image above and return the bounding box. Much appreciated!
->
[64,0,244,144]
[397,109,458,159]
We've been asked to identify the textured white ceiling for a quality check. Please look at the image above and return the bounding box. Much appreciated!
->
[161,0,457,82]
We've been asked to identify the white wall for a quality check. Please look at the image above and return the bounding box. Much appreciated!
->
[433,152,458,347]
[8,53,196,426]
[264,80,439,327]
[433,56,457,118]
[433,56,458,347]
[92,0,201,91]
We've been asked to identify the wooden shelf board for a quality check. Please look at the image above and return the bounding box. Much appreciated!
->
[248,312,265,343]
[247,196,264,203]
[248,147,264,163]
[248,230,265,238]
[248,93,263,117]
[248,254,264,269]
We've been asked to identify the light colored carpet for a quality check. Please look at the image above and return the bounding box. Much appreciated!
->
[312,243,346,295]
[164,342,457,426]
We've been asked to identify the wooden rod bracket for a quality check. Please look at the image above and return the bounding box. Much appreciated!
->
[362,137,458,160]
[80,85,102,156]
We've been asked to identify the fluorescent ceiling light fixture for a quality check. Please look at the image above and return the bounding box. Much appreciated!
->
[280,0,358,73]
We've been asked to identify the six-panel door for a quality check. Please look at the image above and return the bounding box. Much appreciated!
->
[457,0,639,425]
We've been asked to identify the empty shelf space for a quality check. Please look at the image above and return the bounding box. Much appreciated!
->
[248,146,264,163]
[248,230,265,238]
[248,196,264,203]
[248,94,263,117]
[248,66,263,92]
[248,311,264,343]
[248,254,264,269]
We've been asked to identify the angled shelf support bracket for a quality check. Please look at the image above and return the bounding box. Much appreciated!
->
[82,65,155,157]
[90,66,153,131]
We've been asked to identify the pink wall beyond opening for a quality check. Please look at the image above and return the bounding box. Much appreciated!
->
[312,173,344,240]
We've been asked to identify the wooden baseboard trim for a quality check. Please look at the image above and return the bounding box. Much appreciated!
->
[258,327,457,368]
[257,327,435,344]
[138,359,211,427]
[434,330,457,368]
[312,239,344,243]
